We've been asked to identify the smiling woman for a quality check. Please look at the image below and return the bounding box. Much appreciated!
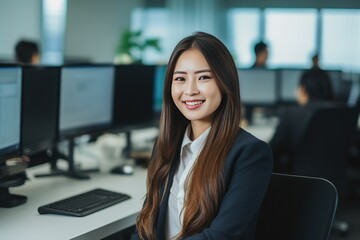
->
[171,48,222,138]
[131,32,273,240]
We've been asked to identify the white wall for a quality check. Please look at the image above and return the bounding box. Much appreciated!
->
[65,0,143,63]
[0,0,41,61]
[0,0,143,62]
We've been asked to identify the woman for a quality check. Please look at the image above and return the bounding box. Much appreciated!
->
[132,32,273,240]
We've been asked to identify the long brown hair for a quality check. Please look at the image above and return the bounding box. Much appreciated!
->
[136,32,242,239]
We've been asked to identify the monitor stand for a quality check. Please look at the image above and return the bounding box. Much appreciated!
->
[122,131,133,157]
[120,130,152,168]
[35,137,99,180]
[0,172,27,208]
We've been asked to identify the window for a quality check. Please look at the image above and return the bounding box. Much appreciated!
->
[264,8,317,68]
[131,8,170,64]
[41,0,67,65]
[227,8,261,67]
[321,9,360,72]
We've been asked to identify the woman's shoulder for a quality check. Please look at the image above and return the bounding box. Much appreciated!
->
[224,128,273,172]
[230,128,272,159]
[235,127,268,145]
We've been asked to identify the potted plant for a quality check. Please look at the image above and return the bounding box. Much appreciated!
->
[114,29,161,64]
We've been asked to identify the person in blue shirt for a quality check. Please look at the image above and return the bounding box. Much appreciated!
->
[132,32,273,240]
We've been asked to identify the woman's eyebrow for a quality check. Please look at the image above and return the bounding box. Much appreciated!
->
[173,70,186,74]
[194,69,212,74]
[173,69,212,75]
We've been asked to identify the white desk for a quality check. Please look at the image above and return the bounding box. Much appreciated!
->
[0,125,274,240]
[0,152,147,240]
[245,124,275,143]
[243,114,277,143]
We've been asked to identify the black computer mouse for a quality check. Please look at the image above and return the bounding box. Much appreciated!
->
[110,164,134,175]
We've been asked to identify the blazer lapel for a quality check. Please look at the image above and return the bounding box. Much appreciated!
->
[156,149,181,240]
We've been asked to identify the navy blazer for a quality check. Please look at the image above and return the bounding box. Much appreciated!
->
[131,128,273,240]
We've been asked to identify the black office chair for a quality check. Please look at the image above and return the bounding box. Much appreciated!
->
[291,106,358,235]
[256,173,338,240]
[291,106,357,192]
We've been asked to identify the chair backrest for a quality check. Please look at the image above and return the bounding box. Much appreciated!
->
[292,106,358,198]
[256,173,338,240]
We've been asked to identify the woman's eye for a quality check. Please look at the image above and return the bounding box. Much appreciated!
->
[199,75,211,80]
[174,76,185,81]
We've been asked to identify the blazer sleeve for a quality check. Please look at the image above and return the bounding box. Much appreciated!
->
[182,136,273,240]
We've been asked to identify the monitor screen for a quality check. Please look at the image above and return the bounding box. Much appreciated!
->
[326,70,342,99]
[153,65,167,114]
[59,64,115,138]
[113,64,155,128]
[21,66,60,157]
[279,69,304,102]
[238,69,278,105]
[0,65,22,162]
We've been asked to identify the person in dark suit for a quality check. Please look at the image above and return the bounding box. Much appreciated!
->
[251,41,268,69]
[269,68,335,172]
[244,41,270,125]
[131,32,273,240]
[14,39,40,64]
[310,53,335,100]
[311,53,320,69]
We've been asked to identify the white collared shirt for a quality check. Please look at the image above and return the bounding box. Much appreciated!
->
[165,126,211,240]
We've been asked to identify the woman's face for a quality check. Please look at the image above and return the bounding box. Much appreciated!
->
[171,48,222,128]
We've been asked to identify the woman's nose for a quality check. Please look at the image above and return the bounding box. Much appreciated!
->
[185,79,199,96]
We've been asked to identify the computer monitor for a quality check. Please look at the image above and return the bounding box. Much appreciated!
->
[0,64,28,207]
[0,64,22,163]
[326,70,343,100]
[56,64,115,179]
[238,69,279,105]
[153,65,167,115]
[278,69,304,103]
[113,64,156,129]
[347,76,360,107]
[20,66,60,167]
[59,64,115,138]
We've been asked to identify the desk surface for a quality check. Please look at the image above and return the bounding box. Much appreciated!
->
[0,162,147,240]
[245,124,275,143]
[0,125,273,240]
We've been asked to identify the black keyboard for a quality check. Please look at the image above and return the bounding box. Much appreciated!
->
[38,188,131,217]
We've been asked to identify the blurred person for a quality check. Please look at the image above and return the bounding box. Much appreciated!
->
[311,53,320,69]
[251,41,268,69]
[244,41,270,125]
[269,68,336,172]
[310,53,334,100]
[15,40,40,64]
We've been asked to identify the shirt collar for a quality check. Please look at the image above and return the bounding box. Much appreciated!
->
[180,125,211,156]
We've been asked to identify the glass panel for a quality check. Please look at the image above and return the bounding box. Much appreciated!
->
[264,8,317,68]
[131,8,170,64]
[42,0,67,65]
[321,9,360,73]
[227,8,261,67]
